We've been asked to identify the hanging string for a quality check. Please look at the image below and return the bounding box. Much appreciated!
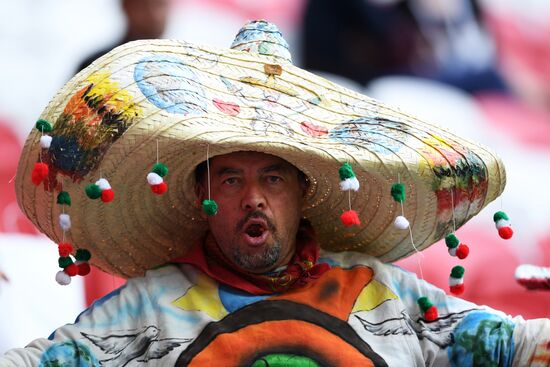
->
[156,139,159,164]
[348,189,352,210]
[450,188,457,233]
[206,144,212,200]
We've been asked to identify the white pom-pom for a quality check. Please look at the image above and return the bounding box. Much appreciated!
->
[147,172,163,185]
[448,247,457,257]
[394,215,409,229]
[59,213,71,231]
[339,177,360,191]
[55,270,71,285]
[495,219,511,229]
[95,178,111,190]
[448,276,464,286]
[40,135,52,149]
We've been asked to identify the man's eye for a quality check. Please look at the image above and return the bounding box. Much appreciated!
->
[223,177,238,185]
[266,176,282,184]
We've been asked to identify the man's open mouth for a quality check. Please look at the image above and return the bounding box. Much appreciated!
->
[242,218,270,245]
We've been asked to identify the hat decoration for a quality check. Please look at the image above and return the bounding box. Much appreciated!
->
[85,178,115,202]
[444,233,469,259]
[493,211,513,239]
[15,20,506,279]
[339,163,360,227]
[201,145,219,217]
[449,265,465,295]
[417,296,438,322]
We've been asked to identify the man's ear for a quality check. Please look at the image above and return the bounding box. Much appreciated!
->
[195,183,208,219]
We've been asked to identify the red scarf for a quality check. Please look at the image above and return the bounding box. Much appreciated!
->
[172,220,330,295]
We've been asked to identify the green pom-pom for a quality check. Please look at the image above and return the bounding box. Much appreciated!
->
[57,191,72,206]
[85,184,102,199]
[58,256,73,268]
[445,233,459,248]
[451,265,465,279]
[338,163,355,181]
[35,119,53,133]
[417,296,433,312]
[391,183,406,203]
[493,211,509,222]
[75,249,91,261]
[202,199,218,216]
[152,163,168,177]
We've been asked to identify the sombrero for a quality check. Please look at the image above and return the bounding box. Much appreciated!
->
[15,20,505,279]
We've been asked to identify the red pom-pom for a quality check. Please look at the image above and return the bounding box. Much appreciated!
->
[101,188,115,203]
[151,182,168,195]
[424,306,438,322]
[31,162,49,186]
[498,226,513,239]
[58,242,73,257]
[65,263,79,276]
[450,283,465,295]
[456,244,470,259]
[77,262,91,276]
[340,210,361,227]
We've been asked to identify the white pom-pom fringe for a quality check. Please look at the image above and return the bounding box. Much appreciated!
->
[495,219,511,229]
[448,276,464,286]
[448,247,457,256]
[339,177,360,191]
[40,135,52,149]
[55,270,71,285]
[95,178,111,190]
[59,213,71,231]
[394,215,409,229]
[147,172,163,185]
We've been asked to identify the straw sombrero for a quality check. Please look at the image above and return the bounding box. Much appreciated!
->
[15,20,505,279]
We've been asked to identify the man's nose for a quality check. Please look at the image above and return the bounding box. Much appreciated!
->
[241,183,266,211]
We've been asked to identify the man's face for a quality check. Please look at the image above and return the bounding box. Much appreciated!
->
[198,152,305,274]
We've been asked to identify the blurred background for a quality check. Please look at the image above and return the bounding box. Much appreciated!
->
[1,0,549,353]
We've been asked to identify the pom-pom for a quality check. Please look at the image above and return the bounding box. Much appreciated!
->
[424,306,439,321]
[390,183,406,203]
[450,265,465,279]
[57,191,71,206]
[339,177,360,191]
[58,256,73,268]
[450,283,465,295]
[59,213,71,231]
[202,199,219,216]
[95,178,111,190]
[75,249,91,262]
[152,163,168,177]
[445,233,459,248]
[35,119,53,133]
[58,242,73,257]
[151,182,168,195]
[495,219,511,229]
[65,263,79,277]
[338,163,356,181]
[394,215,409,229]
[498,226,513,240]
[101,188,115,203]
[493,211,509,222]
[85,184,102,199]
[417,296,438,321]
[40,135,52,149]
[147,172,163,185]
[31,162,49,186]
[55,270,71,285]
[340,210,361,227]
[77,262,91,276]
[456,244,469,259]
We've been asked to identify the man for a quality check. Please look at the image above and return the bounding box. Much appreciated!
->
[3,20,549,366]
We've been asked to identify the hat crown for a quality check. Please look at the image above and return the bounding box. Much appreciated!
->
[230,20,292,63]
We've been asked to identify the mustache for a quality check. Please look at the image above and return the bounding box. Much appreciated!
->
[236,211,276,233]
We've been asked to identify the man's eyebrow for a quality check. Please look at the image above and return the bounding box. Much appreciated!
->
[216,167,243,176]
[259,164,292,174]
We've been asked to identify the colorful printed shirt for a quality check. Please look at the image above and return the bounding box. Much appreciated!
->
[1,251,549,366]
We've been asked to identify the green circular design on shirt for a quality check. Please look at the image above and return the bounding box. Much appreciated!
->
[251,353,320,367]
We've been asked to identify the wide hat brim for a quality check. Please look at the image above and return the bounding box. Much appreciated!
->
[16,35,505,278]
